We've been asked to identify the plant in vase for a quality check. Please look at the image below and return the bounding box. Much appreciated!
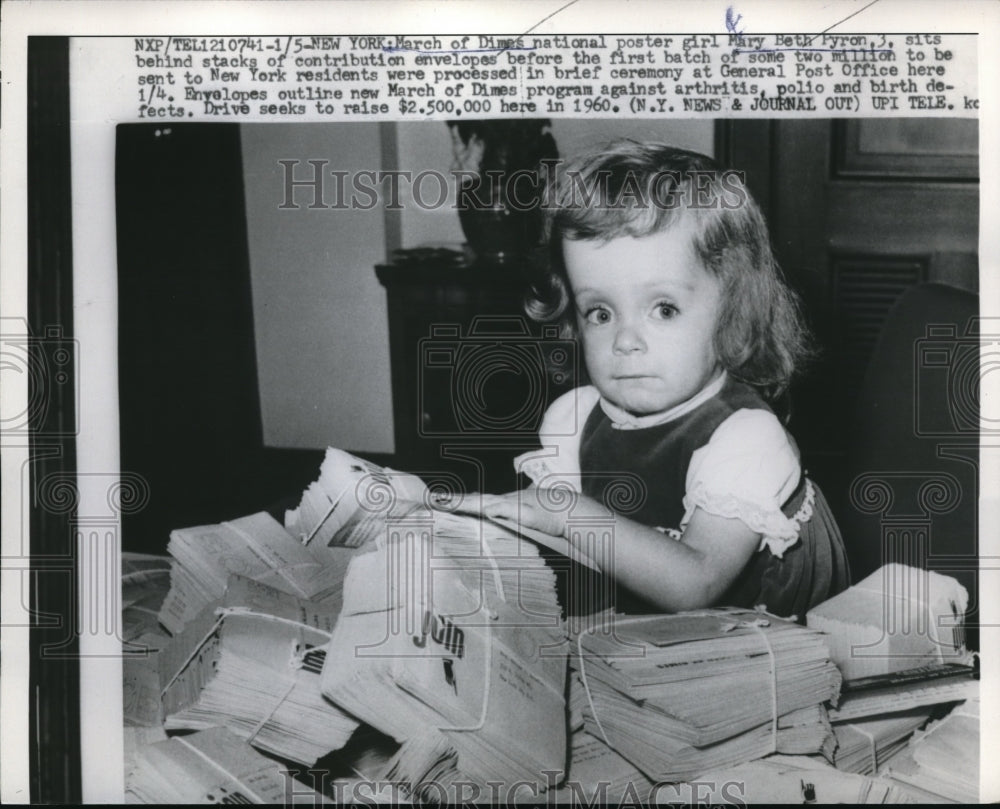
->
[448,119,559,262]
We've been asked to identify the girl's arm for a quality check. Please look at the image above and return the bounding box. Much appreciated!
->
[485,491,761,612]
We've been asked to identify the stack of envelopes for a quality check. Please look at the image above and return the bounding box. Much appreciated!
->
[692,753,921,804]
[550,729,656,806]
[827,660,978,724]
[125,726,329,804]
[823,662,977,777]
[158,511,346,634]
[830,708,935,775]
[573,609,842,781]
[881,692,979,803]
[159,576,359,765]
[320,510,568,798]
[284,447,428,548]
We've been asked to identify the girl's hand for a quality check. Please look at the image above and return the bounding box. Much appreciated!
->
[481,489,573,538]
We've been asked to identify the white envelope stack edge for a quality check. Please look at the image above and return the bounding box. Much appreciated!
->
[284,448,430,549]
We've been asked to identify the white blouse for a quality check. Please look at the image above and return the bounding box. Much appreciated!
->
[514,375,809,557]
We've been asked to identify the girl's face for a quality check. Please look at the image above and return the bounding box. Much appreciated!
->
[565,222,723,417]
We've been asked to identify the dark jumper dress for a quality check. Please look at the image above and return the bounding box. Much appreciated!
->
[575,377,850,619]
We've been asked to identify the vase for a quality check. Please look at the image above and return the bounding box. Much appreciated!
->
[456,175,544,263]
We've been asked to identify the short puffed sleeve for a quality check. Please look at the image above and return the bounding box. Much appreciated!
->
[513,386,601,490]
[681,409,804,556]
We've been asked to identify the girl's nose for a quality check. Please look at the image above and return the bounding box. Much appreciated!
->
[613,322,646,354]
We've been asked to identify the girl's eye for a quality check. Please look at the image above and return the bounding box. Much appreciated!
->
[655,302,678,319]
[584,307,611,325]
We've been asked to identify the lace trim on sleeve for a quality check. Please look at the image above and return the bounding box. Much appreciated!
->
[513,451,559,488]
[681,479,816,558]
[512,386,598,488]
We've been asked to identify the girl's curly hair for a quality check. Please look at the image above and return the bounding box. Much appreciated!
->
[527,140,814,401]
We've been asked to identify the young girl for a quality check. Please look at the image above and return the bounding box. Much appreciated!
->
[485,141,850,619]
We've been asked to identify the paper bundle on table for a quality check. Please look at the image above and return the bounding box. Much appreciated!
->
[572,609,841,781]
[823,658,975,776]
[830,707,935,775]
[826,660,977,723]
[806,563,968,682]
[692,753,919,804]
[124,651,164,730]
[159,577,359,766]
[284,447,429,548]
[124,726,329,804]
[158,511,345,634]
[880,691,979,803]
[548,729,656,806]
[320,507,568,798]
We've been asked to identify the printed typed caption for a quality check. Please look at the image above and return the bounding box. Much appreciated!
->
[129,33,977,121]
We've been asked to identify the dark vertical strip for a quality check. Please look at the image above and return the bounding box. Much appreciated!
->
[27,36,82,804]
[117,123,263,549]
[712,119,774,222]
[380,122,403,259]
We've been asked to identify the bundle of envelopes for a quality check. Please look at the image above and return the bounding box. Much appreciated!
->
[559,732,655,806]
[123,554,173,717]
[826,661,978,723]
[319,500,568,798]
[571,609,842,781]
[159,575,359,765]
[124,649,165,731]
[830,708,935,775]
[824,662,977,777]
[284,448,429,548]
[125,726,330,804]
[880,692,979,803]
[806,566,976,727]
[806,563,969,682]
[158,511,347,634]
[692,753,920,804]
[805,564,977,780]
